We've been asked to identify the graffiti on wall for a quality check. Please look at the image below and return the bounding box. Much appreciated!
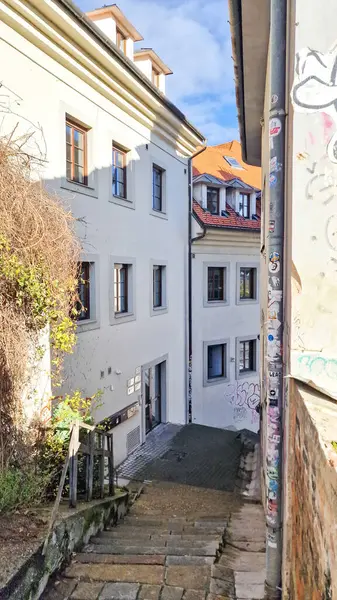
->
[224,381,260,426]
[297,354,337,380]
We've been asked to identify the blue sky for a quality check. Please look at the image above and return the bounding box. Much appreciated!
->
[77,0,239,145]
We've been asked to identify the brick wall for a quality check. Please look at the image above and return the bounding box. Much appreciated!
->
[286,380,337,599]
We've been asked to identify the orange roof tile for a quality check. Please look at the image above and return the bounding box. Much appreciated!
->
[193,200,261,231]
[193,140,261,190]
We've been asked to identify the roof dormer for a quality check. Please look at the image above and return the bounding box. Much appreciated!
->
[86,5,143,61]
[134,49,172,94]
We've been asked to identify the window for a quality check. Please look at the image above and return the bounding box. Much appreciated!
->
[77,262,90,320]
[224,155,243,169]
[236,335,259,379]
[116,28,127,53]
[153,265,163,308]
[112,146,127,198]
[66,120,87,185]
[208,343,226,379]
[152,165,163,211]
[207,187,219,215]
[152,67,160,87]
[208,267,225,302]
[239,340,256,373]
[240,267,256,300]
[114,264,129,313]
[239,193,250,218]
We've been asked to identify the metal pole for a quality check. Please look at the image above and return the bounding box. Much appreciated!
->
[265,0,287,597]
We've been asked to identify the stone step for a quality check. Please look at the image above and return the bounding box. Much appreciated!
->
[218,549,266,571]
[92,535,220,550]
[101,531,222,543]
[85,543,218,557]
[226,539,266,553]
[113,525,225,536]
[65,564,211,591]
[74,554,166,565]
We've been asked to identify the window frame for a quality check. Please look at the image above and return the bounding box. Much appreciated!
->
[207,186,220,215]
[203,339,230,387]
[152,164,164,212]
[236,335,259,380]
[77,261,91,321]
[239,192,251,218]
[152,66,160,87]
[203,262,229,307]
[61,107,97,198]
[110,257,136,325]
[150,260,168,316]
[116,28,127,53]
[76,255,100,333]
[236,262,259,305]
[114,263,129,314]
[66,119,88,186]
[112,145,127,200]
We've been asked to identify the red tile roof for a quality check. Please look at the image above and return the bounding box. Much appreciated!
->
[193,199,261,231]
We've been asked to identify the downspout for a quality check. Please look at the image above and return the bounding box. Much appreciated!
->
[187,146,206,423]
[265,0,287,597]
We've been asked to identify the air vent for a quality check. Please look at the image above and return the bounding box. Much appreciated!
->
[252,214,259,220]
[221,210,229,217]
[127,425,140,455]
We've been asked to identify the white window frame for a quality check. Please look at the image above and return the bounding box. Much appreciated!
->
[150,157,168,219]
[236,262,259,305]
[109,256,136,325]
[110,141,135,210]
[203,339,230,387]
[76,253,100,333]
[60,104,98,198]
[235,335,259,380]
[150,260,168,316]
[203,262,230,307]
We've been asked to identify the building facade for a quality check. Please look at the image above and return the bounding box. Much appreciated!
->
[191,142,261,432]
[0,0,204,466]
[229,0,337,597]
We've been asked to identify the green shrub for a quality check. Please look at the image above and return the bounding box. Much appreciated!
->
[0,466,49,513]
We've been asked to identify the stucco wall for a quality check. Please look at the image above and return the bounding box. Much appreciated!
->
[192,233,260,432]
[0,18,189,466]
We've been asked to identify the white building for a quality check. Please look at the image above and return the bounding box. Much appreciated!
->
[0,0,204,465]
[191,143,261,432]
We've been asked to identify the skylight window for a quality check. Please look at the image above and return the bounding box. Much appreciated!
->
[224,156,243,169]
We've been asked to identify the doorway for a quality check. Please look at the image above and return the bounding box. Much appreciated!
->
[142,358,167,437]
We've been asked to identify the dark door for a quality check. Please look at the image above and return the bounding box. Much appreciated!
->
[144,362,163,435]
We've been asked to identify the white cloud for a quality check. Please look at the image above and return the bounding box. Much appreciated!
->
[78,0,237,144]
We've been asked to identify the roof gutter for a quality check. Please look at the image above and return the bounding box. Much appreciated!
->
[228,0,248,163]
[56,0,205,143]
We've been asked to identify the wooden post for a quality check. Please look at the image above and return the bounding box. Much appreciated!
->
[99,432,105,499]
[87,430,94,502]
[108,433,114,496]
[69,421,79,508]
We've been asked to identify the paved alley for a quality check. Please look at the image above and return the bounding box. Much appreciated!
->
[43,425,266,600]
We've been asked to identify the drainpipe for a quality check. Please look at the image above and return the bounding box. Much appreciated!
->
[265,0,287,597]
[187,146,206,423]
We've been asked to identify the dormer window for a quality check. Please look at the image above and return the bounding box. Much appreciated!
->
[152,66,160,87]
[207,187,219,215]
[116,28,127,53]
[224,156,243,169]
[239,193,250,218]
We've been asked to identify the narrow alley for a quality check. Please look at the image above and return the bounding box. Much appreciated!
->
[43,425,266,600]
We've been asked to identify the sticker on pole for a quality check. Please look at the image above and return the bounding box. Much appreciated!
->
[269,251,280,273]
[269,118,282,138]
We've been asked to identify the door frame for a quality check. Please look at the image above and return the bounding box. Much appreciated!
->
[140,353,168,444]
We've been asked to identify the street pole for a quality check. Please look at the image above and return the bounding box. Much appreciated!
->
[265,0,287,597]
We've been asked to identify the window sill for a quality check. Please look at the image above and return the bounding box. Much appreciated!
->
[110,311,136,325]
[237,298,258,305]
[110,195,135,210]
[76,318,100,333]
[236,370,258,380]
[150,208,168,220]
[203,375,229,388]
[61,178,98,199]
[204,299,229,308]
[151,305,168,317]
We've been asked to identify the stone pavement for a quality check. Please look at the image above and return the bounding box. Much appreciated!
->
[43,425,266,600]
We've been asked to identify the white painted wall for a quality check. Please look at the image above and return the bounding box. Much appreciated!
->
[0,18,191,466]
[192,233,260,432]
